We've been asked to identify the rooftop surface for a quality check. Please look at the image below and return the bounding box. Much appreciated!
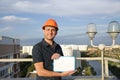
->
[0,76,118,80]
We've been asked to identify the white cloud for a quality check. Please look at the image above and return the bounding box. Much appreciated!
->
[0,0,120,17]
[0,15,30,22]
[0,26,12,32]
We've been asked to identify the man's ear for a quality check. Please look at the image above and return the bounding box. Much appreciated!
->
[42,29,45,33]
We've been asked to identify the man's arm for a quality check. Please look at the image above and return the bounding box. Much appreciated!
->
[34,62,75,77]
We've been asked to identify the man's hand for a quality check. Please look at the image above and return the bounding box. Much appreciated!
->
[61,70,76,76]
[51,53,60,60]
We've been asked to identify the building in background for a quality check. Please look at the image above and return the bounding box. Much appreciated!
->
[21,46,33,56]
[0,36,20,78]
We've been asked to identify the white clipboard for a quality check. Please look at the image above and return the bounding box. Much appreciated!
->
[53,56,75,72]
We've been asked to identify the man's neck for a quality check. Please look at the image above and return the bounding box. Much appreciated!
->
[44,38,53,46]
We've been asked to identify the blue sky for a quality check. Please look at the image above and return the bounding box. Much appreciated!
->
[0,0,120,45]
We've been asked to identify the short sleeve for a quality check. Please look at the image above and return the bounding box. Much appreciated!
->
[56,44,64,56]
[32,44,44,63]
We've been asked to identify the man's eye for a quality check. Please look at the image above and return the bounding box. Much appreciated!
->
[52,29,56,32]
[46,29,50,31]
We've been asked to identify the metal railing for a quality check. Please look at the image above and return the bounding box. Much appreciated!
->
[0,57,120,80]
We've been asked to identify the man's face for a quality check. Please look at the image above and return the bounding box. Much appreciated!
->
[43,26,57,40]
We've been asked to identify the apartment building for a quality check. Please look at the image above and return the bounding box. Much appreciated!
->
[0,36,20,78]
[22,46,33,56]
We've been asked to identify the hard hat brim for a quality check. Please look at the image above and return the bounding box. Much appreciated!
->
[42,25,58,31]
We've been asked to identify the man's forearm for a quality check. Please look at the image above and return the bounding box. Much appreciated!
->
[37,69,62,77]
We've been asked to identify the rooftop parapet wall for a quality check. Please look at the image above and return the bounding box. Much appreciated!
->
[0,36,20,45]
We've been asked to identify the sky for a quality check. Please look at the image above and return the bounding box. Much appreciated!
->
[0,0,120,45]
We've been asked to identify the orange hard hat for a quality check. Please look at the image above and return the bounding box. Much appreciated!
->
[42,19,58,31]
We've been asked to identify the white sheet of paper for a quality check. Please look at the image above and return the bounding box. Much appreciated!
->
[53,56,75,72]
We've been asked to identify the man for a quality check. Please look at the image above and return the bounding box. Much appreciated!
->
[32,19,75,80]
